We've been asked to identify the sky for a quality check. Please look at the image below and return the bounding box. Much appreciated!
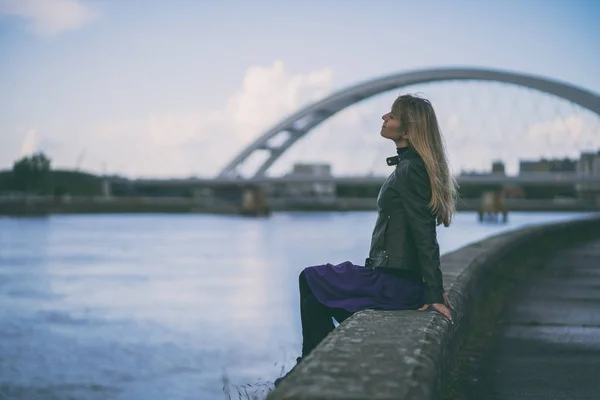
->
[1,0,599,178]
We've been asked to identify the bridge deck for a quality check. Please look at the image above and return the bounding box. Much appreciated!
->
[472,237,600,399]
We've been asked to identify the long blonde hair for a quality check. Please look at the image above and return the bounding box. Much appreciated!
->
[391,94,458,227]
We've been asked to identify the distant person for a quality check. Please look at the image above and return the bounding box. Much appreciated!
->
[274,94,458,387]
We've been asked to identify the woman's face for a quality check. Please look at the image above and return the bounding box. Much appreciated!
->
[381,111,403,141]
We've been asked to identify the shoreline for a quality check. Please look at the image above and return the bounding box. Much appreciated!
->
[1,196,599,216]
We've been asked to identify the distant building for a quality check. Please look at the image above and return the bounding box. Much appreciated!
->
[576,150,600,198]
[289,163,331,177]
[459,160,505,177]
[459,170,490,176]
[491,161,505,175]
[519,158,577,174]
[578,151,600,175]
[284,163,336,198]
[101,178,112,197]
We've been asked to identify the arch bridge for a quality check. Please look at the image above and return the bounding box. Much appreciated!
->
[218,67,600,179]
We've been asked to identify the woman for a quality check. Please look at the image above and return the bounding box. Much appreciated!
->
[275,94,457,387]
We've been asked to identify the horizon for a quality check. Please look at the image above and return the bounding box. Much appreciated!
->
[3,147,596,180]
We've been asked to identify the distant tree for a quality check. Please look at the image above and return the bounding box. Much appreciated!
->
[12,152,52,193]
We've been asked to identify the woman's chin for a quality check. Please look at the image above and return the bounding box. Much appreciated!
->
[380,132,395,141]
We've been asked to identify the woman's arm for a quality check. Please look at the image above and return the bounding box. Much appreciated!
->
[399,163,445,304]
[399,163,453,320]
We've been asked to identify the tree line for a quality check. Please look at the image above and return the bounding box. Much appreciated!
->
[0,152,104,196]
[0,152,577,199]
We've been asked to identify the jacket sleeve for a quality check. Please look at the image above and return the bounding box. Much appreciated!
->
[398,163,445,304]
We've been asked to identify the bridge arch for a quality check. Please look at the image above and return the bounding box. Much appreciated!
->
[218,67,600,178]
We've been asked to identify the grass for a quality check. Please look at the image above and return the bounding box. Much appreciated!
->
[221,356,295,400]
[222,373,273,400]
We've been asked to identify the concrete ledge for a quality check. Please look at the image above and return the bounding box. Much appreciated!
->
[268,214,600,400]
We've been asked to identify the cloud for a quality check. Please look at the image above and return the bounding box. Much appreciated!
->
[445,113,460,131]
[527,115,584,146]
[512,114,592,164]
[450,113,598,175]
[19,129,38,157]
[0,0,95,36]
[75,60,335,178]
[220,60,333,144]
[21,60,600,179]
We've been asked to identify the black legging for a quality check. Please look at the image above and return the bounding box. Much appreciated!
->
[299,270,354,357]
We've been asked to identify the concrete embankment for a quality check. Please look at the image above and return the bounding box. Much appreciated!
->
[268,215,600,400]
[467,236,600,399]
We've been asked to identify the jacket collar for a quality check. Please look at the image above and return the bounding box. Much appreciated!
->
[386,146,420,166]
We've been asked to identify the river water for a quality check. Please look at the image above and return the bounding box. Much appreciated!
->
[0,211,594,399]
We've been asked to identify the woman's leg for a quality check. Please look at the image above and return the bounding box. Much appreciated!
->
[275,268,355,387]
[299,270,354,357]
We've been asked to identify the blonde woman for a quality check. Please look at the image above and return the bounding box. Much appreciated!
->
[275,94,457,387]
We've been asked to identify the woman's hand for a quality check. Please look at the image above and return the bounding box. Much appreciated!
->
[443,292,454,311]
[418,292,454,322]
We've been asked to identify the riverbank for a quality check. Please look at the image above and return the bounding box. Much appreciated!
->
[1,196,599,216]
[0,196,240,216]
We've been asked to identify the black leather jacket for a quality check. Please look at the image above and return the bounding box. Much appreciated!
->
[365,147,444,304]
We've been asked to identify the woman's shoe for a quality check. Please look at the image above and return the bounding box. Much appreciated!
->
[274,357,303,387]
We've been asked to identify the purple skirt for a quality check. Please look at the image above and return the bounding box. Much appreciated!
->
[303,261,426,313]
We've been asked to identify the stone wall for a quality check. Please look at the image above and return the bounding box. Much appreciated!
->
[268,215,600,400]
